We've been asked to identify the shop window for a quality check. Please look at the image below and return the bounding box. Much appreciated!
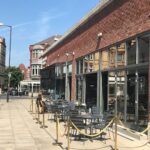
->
[63,65,66,74]
[138,37,149,63]
[84,59,88,73]
[102,50,108,70]
[69,64,72,73]
[80,60,83,74]
[108,72,116,113]
[77,60,83,74]
[83,53,99,73]
[94,52,99,71]
[109,46,117,69]
[127,39,136,65]
[117,43,125,67]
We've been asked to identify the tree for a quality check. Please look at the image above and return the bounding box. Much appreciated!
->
[4,66,24,89]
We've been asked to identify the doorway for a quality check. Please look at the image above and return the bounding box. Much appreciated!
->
[85,73,97,108]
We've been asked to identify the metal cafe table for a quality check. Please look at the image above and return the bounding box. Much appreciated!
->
[70,113,105,136]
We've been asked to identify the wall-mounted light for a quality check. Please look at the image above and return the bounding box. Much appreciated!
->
[97,32,103,38]
[65,52,69,57]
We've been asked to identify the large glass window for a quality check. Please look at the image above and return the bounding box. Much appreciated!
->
[80,60,83,74]
[77,52,99,74]
[117,71,125,121]
[94,52,99,71]
[127,39,136,65]
[76,77,83,103]
[138,37,149,63]
[32,65,41,76]
[108,72,116,113]
[83,54,94,73]
[32,49,41,59]
[102,50,109,70]
[68,64,72,73]
[109,46,117,69]
[76,61,80,74]
[55,65,63,77]
[117,43,125,67]
[76,60,83,74]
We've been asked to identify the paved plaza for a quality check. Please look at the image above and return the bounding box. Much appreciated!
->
[0,98,150,150]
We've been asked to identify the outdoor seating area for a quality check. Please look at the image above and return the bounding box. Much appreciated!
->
[43,98,113,141]
[27,97,150,150]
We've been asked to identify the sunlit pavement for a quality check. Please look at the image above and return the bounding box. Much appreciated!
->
[0,97,150,150]
[0,98,61,150]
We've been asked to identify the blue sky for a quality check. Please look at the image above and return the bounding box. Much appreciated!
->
[0,0,100,67]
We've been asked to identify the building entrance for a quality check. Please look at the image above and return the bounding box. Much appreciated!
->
[85,73,97,108]
[127,68,148,128]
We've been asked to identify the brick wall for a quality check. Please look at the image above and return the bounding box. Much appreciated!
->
[47,0,150,65]
[45,0,150,100]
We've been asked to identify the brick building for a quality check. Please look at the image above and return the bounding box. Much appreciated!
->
[19,64,27,79]
[0,37,6,93]
[41,0,150,129]
[29,35,61,96]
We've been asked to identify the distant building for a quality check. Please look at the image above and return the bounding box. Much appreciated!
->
[29,35,61,80]
[19,64,27,79]
[0,37,6,93]
[28,35,61,96]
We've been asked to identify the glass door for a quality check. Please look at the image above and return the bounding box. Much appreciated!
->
[127,70,136,124]
[127,68,148,128]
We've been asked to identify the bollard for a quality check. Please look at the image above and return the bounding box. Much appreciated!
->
[67,118,70,150]
[114,116,118,150]
[28,97,33,112]
[31,97,33,113]
[53,113,62,146]
[148,122,150,143]
[40,111,48,128]
[33,102,37,120]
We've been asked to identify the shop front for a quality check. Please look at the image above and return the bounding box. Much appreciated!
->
[99,34,150,130]
[76,52,99,108]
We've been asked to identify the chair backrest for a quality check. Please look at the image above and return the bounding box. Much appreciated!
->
[70,115,85,129]
[70,109,79,117]
[91,106,99,115]
[69,102,75,110]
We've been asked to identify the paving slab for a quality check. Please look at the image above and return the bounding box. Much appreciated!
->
[0,98,150,150]
[0,99,61,150]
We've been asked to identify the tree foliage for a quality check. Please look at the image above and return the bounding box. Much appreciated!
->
[4,66,24,89]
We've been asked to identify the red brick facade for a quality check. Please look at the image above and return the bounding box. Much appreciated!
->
[45,0,150,101]
[47,0,150,65]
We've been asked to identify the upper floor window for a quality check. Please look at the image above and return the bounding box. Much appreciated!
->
[127,39,136,65]
[117,43,125,67]
[32,65,41,76]
[138,36,149,63]
[32,49,41,59]
[77,52,99,74]
[102,50,109,70]
[109,46,117,69]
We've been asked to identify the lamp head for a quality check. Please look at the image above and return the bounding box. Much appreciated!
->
[97,32,103,38]
[65,52,69,56]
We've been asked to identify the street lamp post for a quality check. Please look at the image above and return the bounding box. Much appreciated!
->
[0,23,12,102]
